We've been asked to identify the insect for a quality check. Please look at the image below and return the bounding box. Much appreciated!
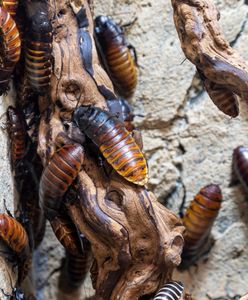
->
[0,213,28,253]
[154,281,184,300]
[107,98,134,132]
[7,106,27,169]
[1,0,18,17]
[181,184,222,264]
[233,146,248,191]
[73,106,148,186]
[50,215,84,255]
[25,2,52,94]
[0,7,21,95]
[94,15,137,98]
[61,239,92,289]
[39,144,84,220]
[197,69,239,117]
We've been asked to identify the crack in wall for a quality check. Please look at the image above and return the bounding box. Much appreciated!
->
[230,13,248,46]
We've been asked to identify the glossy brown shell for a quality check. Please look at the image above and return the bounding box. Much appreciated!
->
[182,184,222,252]
[233,146,248,191]
[0,7,21,93]
[39,144,84,219]
[7,106,27,167]
[50,215,83,255]
[0,213,28,253]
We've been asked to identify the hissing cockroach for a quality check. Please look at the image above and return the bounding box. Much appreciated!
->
[39,144,84,220]
[233,146,248,191]
[0,7,21,94]
[94,15,137,98]
[60,239,92,290]
[50,215,83,255]
[25,2,52,94]
[181,184,222,265]
[73,106,148,186]
[197,69,239,117]
[154,281,184,300]
[7,106,27,168]
[2,0,18,17]
[0,213,28,253]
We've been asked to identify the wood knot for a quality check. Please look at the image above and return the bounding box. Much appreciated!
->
[64,82,82,102]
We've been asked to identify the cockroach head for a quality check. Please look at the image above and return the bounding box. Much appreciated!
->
[73,106,92,129]
[94,15,110,30]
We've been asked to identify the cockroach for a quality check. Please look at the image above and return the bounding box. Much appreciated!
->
[154,281,184,300]
[1,0,18,18]
[73,106,148,186]
[233,146,248,191]
[25,2,52,94]
[94,15,137,98]
[39,144,84,220]
[107,98,134,131]
[50,214,84,255]
[197,68,239,117]
[7,106,27,169]
[60,239,92,290]
[181,184,222,265]
[0,213,28,253]
[0,7,21,95]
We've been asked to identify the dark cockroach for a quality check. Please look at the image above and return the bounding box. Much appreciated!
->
[107,98,134,132]
[233,146,248,191]
[0,213,28,253]
[59,239,92,291]
[39,144,84,220]
[181,184,222,265]
[94,15,137,98]
[154,281,184,300]
[1,0,18,17]
[73,106,148,185]
[25,2,52,94]
[197,68,239,117]
[50,215,83,255]
[0,7,21,94]
[7,106,27,168]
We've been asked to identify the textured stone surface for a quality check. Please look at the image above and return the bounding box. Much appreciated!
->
[3,0,248,299]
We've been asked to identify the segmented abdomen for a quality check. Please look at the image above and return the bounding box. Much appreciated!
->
[50,215,83,255]
[154,281,184,300]
[2,0,18,17]
[39,144,84,219]
[182,184,222,254]
[233,146,248,190]
[0,7,21,94]
[204,79,239,117]
[106,45,137,97]
[0,213,28,253]
[7,106,27,167]
[63,242,92,289]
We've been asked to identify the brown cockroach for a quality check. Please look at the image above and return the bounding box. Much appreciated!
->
[25,1,52,94]
[50,215,84,255]
[39,144,84,220]
[181,184,222,266]
[94,15,137,98]
[0,213,28,253]
[197,68,239,117]
[0,7,21,95]
[154,281,184,300]
[7,106,27,168]
[233,146,248,191]
[73,106,148,186]
[60,239,92,290]
[1,0,18,17]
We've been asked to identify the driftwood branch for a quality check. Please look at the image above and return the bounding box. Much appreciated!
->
[171,0,248,116]
[37,0,185,298]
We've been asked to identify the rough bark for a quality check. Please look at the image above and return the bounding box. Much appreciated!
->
[37,0,185,299]
[171,0,248,114]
